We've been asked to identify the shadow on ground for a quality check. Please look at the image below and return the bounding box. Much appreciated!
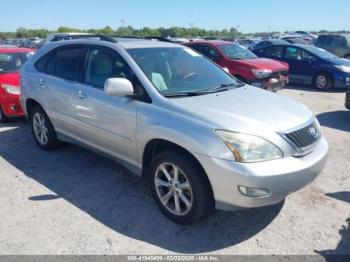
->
[0,123,284,253]
[315,192,350,260]
[317,111,350,132]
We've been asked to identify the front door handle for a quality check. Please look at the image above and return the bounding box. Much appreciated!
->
[39,79,46,88]
[77,90,87,99]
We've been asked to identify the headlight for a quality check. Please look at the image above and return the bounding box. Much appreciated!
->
[216,130,283,162]
[251,69,273,79]
[1,84,21,95]
[334,65,350,73]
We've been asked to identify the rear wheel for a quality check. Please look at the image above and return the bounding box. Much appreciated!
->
[314,72,333,90]
[149,150,214,225]
[0,105,8,123]
[30,106,60,150]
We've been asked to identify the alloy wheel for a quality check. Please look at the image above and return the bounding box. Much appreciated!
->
[33,112,49,145]
[316,75,327,89]
[154,162,193,216]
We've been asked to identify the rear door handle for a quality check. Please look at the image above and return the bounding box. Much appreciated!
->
[77,90,87,99]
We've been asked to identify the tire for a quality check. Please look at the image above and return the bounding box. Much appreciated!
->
[29,106,60,150]
[0,105,9,123]
[149,150,214,225]
[314,72,333,90]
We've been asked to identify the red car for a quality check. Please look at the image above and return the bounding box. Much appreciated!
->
[185,40,289,92]
[0,47,34,122]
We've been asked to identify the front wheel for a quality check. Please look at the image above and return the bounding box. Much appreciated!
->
[149,150,214,225]
[314,73,333,90]
[30,106,61,150]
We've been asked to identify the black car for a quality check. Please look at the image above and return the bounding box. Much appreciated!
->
[315,34,350,59]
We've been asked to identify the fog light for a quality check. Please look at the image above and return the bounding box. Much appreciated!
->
[238,186,270,198]
[9,105,19,111]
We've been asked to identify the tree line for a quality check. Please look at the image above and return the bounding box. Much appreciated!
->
[0,26,240,39]
[1,26,349,39]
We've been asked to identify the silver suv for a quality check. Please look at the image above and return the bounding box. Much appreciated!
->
[20,38,329,224]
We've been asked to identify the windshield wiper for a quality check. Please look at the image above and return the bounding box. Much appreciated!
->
[164,91,208,98]
[164,83,243,98]
[207,83,243,93]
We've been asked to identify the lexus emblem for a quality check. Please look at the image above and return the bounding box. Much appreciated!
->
[308,127,318,138]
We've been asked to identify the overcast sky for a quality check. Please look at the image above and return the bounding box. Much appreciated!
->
[1,0,349,32]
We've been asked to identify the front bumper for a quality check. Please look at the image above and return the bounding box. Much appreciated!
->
[252,75,289,92]
[334,71,350,89]
[0,93,24,118]
[195,136,328,211]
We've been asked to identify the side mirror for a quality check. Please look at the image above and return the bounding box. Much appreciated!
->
[104,78,134,97]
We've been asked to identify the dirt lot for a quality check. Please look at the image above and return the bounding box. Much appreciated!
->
[0,85,349,255]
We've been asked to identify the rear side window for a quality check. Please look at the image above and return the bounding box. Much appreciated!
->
[196,45,220,61]
[264,46,284,58]
[316,36,327,45]
[188,44,203,54]
[333,37,348,47]
[35,45,84,81]
[325,37,333,45]
[55,46,84,81]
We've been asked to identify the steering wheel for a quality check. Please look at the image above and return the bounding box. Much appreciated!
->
[181,72,198,81]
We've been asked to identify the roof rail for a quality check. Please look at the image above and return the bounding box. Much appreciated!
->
[95,34,118,43]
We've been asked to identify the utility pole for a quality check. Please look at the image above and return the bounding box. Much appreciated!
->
[189,22,194,39]
[120,19,126,35]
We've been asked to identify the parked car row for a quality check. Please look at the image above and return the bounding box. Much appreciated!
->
[1,38,43,49]
[185,41,289,92]
[253,43,350,90]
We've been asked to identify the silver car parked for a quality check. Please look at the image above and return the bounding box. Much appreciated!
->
[20,38,329,224]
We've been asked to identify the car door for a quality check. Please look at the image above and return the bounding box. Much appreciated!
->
[34,44,86,136]
[73,46,139,166]
[283,46,317,84]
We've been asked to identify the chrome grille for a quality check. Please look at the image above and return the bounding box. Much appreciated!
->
[282,120,321,156]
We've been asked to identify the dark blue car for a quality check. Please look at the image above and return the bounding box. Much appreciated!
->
[253,44,350,90]
[252,39,289,51]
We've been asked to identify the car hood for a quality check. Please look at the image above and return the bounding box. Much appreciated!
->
[170,86,313,134]
[235,58,289,71]
[0,72,20,86]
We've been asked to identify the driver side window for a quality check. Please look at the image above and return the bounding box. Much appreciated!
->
[84,47,134,88]
[286,47,315,61]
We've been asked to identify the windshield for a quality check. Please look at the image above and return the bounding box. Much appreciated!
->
[0,52,32,74]
[218,44,257,60]
[127,47,239,96]
[303,46,338,59]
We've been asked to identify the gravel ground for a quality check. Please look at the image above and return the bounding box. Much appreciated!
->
[0,85,349,255]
